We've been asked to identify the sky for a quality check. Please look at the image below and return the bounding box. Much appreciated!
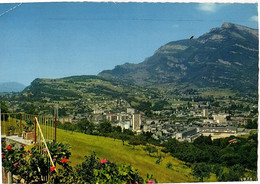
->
[0,1,258,86]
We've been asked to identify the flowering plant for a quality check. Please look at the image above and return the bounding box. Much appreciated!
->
[2,141,157,183]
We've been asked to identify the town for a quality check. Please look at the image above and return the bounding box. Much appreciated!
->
[5,90,257,143]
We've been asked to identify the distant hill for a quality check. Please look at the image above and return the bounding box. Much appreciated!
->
[0,82,26,92]
[98,22,258,96]
[19,75,161,114]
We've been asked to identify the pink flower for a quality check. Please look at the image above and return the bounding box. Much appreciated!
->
[135,182,138,184]
[100,159,108,164]
[50,166,56,172]
[61,158,68,163]
[14,162,18,166]
[148,180,155,184]
[6,145,12,150]
[43,148,47,152]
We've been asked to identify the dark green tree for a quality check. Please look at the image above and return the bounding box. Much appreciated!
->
[191,162,211,182]
[1,100,9,121]
[98,120,112,135]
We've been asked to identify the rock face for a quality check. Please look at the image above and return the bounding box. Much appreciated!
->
[98,22,258,95]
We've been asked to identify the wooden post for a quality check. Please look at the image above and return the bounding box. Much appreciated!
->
[20,111,22,133]
[7,172,12,184]
[54,113,57,142]
[34,118,37,144]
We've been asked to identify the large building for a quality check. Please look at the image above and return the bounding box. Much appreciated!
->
[132,113,141,131]
[175,128,198,142]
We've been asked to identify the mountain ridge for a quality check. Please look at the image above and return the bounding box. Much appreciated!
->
[98,22,258,96]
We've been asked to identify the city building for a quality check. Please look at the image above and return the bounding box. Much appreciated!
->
[132,113,141,131]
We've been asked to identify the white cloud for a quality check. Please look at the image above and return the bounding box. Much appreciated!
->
[249,15,258,22]
[197,3,218,13]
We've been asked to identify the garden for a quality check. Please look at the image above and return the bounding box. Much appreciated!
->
[1,140,157,183]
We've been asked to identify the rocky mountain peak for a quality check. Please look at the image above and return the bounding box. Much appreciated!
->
[98,22,258,96]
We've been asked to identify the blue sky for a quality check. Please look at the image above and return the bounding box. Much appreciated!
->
[0,2,258,86]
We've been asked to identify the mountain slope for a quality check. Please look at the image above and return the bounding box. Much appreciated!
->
[98,22,258,95]
[0,82,26,92]
[18,75,161,115]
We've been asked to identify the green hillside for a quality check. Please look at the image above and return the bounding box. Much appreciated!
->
[17,75,161,116]
[57,128,217,183]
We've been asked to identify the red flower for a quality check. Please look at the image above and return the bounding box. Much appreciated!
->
[26,130,30,132]
[61,158,68,164]
[2,155,4,158]
[6,145,12,150]
[27,150,30,152]
[100,159,108,164]
[14,162,18,166]
[50,166,56,172]
[42,148,47,152]
[135,182,138,184]
[148,180,155,184]
[21,144,25,147]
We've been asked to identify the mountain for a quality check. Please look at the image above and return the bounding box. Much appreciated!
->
[98,22,258,96]
[18,75,161,115]
[0,82,26,92]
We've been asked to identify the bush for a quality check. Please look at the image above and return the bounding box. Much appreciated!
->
[2,141,157,183]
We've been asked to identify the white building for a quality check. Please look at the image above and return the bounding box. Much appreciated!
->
[127,108,135,114]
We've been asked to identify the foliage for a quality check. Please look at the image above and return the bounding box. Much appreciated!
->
[245,118,258,129]
[1,100,9,120]
[164,135,258,181]
[191,162,211,182]
[76,153,145,183]
[128,136,147,149]
[166,162,173,169]
[2,141,156,183]
[144,145,158,156]
[98,119,113,135]
[218,164,245,181]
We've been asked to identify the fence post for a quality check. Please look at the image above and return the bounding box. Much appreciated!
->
[7,172,12,184]
[20,111,22,133]
[54,113,57,142]
[34,118,37,144]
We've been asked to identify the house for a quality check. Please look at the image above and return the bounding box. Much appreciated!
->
[228,138,238,144]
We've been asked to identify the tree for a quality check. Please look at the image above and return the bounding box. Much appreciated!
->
[144,145,158,156]
[191,162,211,182]
[128,137,146,149]
[119,134,129,145]
[76,119,94,134]
[218,164,244,181]
[1,100,9,121]
[245,118,258,129]
[98,120,112,135]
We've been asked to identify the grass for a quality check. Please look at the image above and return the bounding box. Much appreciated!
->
[57,128,217,183]
[1,119,217,183]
